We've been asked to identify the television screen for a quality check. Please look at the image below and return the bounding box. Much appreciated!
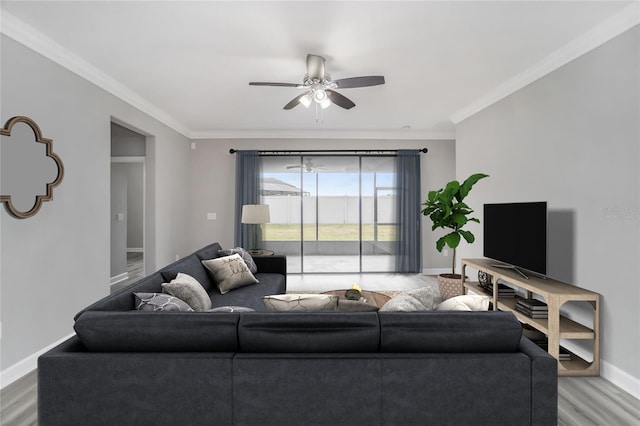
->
[483,202,547,276]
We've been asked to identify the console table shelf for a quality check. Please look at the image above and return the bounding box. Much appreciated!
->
[462,258,600,377]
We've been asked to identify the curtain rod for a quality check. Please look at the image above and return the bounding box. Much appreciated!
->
[229,148,428,154]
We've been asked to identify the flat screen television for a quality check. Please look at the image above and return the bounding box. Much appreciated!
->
[483,202,547,279]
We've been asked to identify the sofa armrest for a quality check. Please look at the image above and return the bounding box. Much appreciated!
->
[519,336,558,426]
[253,255,287,277]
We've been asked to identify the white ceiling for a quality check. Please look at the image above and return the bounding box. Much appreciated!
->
[1,1,638,139]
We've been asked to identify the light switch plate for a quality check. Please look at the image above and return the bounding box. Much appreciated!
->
[207,212,216,220]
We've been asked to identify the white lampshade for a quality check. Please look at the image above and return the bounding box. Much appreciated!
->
[241,204,270,224]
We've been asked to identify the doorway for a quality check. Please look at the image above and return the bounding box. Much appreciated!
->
[110,123,146,291]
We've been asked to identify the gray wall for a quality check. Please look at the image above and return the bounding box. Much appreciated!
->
[456,27,639,385]
[0,35,192,371]
[188,138,456,273]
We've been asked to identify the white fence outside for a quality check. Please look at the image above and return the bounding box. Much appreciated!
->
[262,195,397,225]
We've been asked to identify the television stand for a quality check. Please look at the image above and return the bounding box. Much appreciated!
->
[462,258,600,377]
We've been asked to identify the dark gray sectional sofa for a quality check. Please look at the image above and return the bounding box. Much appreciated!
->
[38,242,557,426]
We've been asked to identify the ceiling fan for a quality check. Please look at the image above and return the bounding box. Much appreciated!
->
[286,158,326,173]
[249,54,385,112]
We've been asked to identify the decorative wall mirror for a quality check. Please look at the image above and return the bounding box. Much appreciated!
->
[0,116,64,219]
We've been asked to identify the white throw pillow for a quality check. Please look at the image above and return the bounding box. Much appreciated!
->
[201,254,259,294]
[161,272,211,312]
[262,294,339,312]
[436,294,491,311]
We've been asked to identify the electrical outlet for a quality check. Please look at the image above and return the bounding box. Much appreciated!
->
[207,212,217,220]
[175,254,180,261]
[443,249,449,257]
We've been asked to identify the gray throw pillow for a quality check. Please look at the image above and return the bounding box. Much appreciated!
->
[161,272,212,312]
[202,254,259,294]
[134,292,194,312]
[218,247,257,274]
[380,286,440,312]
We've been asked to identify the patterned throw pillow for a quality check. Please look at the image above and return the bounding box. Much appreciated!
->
[134,292,194,312]
[262,294,339,312]
[161,272,212,312]
[218,247,257,274]
[201,254,259,294]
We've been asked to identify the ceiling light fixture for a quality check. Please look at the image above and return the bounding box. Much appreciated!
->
[300,93,313,109]
[313,89,332,109]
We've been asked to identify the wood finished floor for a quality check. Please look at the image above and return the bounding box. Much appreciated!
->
[2,369,639,425]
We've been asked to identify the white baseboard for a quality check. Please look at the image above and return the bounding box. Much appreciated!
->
[1,332,76,389]
[127,247,144,253]
[601,359,640,400]
[422,268,449,276]
[110,272,129,285]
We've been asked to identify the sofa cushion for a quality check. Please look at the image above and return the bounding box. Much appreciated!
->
[208,306,255,313]
[379,311,522,353]
[74,272,166,320]
[337,299,379,312]
[161,255,215,293]
[74,311,239,352]
[134,292,194,312]
[262,294,339,312]
[238,312,380,353]
[202,254,259,294]
[208,273,286,312]
[162,272,212,312]
[193,242,224,262]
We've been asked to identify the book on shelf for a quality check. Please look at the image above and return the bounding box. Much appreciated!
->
[515,305,548,318]
[482,282,516,298]
[516,298,548,310]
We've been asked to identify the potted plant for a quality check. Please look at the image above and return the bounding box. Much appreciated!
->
[421,173,489,300]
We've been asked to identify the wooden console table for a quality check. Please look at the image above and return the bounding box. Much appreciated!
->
[462,258,600,377]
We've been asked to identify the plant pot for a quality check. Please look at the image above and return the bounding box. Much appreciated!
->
[344,289,361,300]
[437,274,465,301]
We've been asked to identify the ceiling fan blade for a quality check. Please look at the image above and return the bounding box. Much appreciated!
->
[249,82,304,88]
[306,54,326,81]
[334,76,385,89]
[283,92,311,110]
[326,90,355,110]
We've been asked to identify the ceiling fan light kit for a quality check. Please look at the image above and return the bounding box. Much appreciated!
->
[249,54,385,121]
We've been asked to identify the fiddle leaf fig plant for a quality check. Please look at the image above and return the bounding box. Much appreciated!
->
[421,173,489,275]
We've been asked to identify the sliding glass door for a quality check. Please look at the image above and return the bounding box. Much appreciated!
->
[260,155,397,273]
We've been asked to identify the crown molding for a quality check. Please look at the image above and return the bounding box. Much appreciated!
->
[0,11,191,138]
[188,128,456,140]
[450,2,640,124]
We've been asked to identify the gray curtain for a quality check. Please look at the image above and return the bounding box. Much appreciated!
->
[234,150,260,248]
[395,150,422,273]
